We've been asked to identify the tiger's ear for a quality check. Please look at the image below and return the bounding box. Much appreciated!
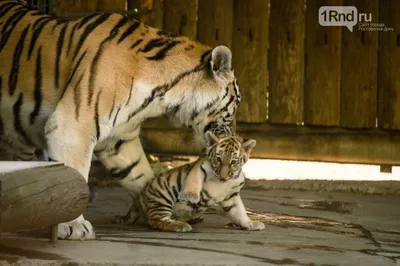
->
[242,139,257,154]
[205,131,219,146]
[210,45,233,82]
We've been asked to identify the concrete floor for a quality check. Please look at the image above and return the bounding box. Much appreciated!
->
[1,185,400,266]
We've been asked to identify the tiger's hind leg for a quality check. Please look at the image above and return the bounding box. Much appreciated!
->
[148,218,192,232]
[95,127,155,225]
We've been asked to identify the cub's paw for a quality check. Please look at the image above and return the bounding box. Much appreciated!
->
[178,190,200,204]
[163,221,193,232]
[188,216,205,224]
[115,212,140,225]
[247,220,265,231]
[58,220,95,240]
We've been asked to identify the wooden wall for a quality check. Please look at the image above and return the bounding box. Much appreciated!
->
[53,0,400,166]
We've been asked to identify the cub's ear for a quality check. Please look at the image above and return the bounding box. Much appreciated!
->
[242,139,257,154]
[205,131,219,146]
[210,45,234,82]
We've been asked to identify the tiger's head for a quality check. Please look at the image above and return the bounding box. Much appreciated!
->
[204,132,256,182]
[163,45,241,147]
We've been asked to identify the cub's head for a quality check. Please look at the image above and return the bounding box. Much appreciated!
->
[164,45,241,147]
[204,132,256,182]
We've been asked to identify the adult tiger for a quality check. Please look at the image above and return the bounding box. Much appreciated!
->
[0,0,241,240]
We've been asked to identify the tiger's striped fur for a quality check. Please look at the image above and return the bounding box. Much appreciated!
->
[0,1,241,240]
[139,132,265,232]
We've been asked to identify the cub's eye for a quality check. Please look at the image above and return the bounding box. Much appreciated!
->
[231,159,237,165]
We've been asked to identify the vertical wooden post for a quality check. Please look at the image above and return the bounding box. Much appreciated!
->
[163,0,198,39]
[341,0,378,129]
[378,0,400,130]
[268,0,305,125]
[55,0,127,16]
[305,0,342,126]
[197,0,233,48]
[233,0,269,123]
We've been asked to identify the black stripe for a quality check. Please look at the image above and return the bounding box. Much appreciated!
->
[9,25,29,96]
[157,29,177,38]
[109,89,116,120]
[222,204,235,212]
[118,20,140,44]
[114,139,125,151]
[113,106,121,126]
[51,19,66,32]
[200,166,207,182]
[77,13,99,30]
[73,73,84,120]
[94,90,101,140]
[54,23,67,89]
[30,47,43,124]
[154,187,173,206]
[13,93,33,146]
[200,49,212,64]
[67,23,79,56]
[125,78,134,106]
[73,13,112,58]
[0,9,29,52]
[130,39,143,49]
[28,17,52,60]
[133,173,144,180]
[176,169,183,192]
[1,6,27,35]
[88,17,123,106]
[146,40,181,61]
[127,62,205,121]
[0,3,16,19]
[140,38,169,53]
[109,156,141,180]
[226,192,239,201]
[60,50,87,100]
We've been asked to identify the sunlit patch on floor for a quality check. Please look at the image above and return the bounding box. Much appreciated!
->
[242,159,400,181]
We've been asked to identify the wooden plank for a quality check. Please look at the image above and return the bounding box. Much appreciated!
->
[233,0,268,123]
[162,0,198,39]
[197,0,233,48]
[55,0,127,16]
[378,0,400,130]
[0,165,89,233]
[304,0,342,126]
[141,125,400,165]
[268,0,305,125]
[341,0,378,129]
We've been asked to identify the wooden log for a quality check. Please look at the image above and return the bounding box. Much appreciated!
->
[162,0,198,39]
[378,0,400,130]
[197,0,233,48]
[268,0,305,125]
[341,0,378,129]
[141,125,400,165]
[305,0,342,126]
[232,0,268,123]
[0,163,89,233]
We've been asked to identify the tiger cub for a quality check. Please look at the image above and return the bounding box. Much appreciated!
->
[139,132,265,232]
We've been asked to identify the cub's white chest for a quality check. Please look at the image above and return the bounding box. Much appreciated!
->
[202,176,244,204]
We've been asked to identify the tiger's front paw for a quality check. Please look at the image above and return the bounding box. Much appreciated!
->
[58,220,95,240]
[178,190,200,204]
[247,220,265,231]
